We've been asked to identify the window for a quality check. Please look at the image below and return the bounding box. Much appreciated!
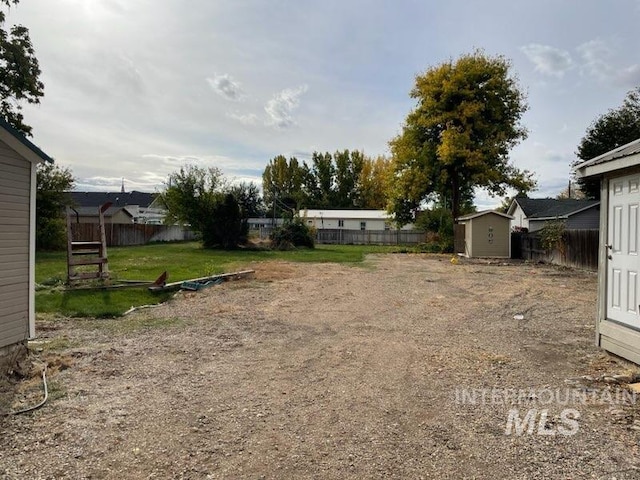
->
[384,222,391,230]
[360,221,366,231]
[338,219,344,227]
[307,220,313,225]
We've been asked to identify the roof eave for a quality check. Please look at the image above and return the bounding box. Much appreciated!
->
[456,210,514,221]
[576,153,640,178]
[506,199,519,216]
[0,117,53,164]
[530,215,569,221]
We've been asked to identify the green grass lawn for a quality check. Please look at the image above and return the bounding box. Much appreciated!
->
[36,242,401,317]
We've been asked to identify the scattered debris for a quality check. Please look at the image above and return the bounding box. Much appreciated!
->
[122,304,165,316]
[1,365,48,416]
[613,374,634,384]
[148,270,255,292]
[65,280,157,291]
[181,278,223,291]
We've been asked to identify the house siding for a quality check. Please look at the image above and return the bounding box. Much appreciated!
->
[509,204,529,231]
[0,140,31,349]
[76,210,133,224]
[528,220,546,232]
[528,206,600,233]
[306,218,389,230]
[566,206,600,229]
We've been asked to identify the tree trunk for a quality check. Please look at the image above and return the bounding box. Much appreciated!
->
[451,174,461,223]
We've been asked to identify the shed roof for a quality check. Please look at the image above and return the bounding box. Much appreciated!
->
[508,197,599,219]
[301,209,392,220]
[0,116,53,164]
[69,191,156,208]
[456,210,513,221]
[574,137,640,177]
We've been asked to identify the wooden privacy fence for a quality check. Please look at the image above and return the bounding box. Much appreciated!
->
[315,229,426,245]
[70,223,196,247]
[454,224,466,254]
[512,229,599,270]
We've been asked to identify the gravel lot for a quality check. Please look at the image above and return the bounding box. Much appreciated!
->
[2,254,640,479]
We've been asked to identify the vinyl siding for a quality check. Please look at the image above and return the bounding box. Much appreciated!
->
[304,217,413,231]
[528,220,546,232]
[306,218,388,230]
[566,206,600,230]
[509,204,530,231]
[77,210,133,224]
[0,141,31,348]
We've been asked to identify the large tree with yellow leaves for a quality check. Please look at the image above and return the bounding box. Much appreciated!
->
[389,50,535,223]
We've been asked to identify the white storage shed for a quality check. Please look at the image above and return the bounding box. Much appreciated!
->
[575,138,640,363]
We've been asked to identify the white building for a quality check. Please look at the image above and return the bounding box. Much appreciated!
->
[299,209,413,230]
[575,138,640,364]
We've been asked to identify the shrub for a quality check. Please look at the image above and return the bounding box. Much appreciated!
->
[270,218,315,249]
[539,220,566,258]
[415,207,454,253]
[36,217,67,251]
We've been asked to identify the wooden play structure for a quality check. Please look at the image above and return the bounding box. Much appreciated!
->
[66,203,110,285]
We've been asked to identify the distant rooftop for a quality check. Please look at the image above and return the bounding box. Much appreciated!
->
[69,205,134,218]
[68,191,156,208]
[511,197,599,219]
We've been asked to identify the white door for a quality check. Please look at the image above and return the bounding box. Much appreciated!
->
[607,173,640,328]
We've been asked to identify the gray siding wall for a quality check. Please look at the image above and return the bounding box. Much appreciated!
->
[0,139,30,348]
[528,220,546,232]
[566,206,600,230]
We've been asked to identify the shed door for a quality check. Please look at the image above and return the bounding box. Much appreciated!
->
[607,174,640,328]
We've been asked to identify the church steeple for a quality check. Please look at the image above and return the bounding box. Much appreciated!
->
[120,178,125,193]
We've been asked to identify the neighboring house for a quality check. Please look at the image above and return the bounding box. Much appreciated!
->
[299,209,414,230]
[507,197,600,232]
[575,138,640,364]
[68,190,164,224]
[246,218,285,230]
[456,210,513,258]
[67,205,135,224]
[0,117,53,356]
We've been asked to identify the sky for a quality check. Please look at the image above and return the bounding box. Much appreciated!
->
[7,0,640,209]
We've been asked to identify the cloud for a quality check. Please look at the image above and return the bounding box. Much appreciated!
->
[206,74,245,101]
[76,176,122,188]
[577,39,614,80]
[615,64,640,87]
[141,153,264,175]
[227,112,259,125]
[264,85,309,128]
[520,44,573,77]
[75,175,164,192]
[575,39,640,87]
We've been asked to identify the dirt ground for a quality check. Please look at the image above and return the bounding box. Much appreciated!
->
[2,254,640,479]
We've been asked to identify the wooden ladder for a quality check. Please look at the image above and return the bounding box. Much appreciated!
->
[66,202,111,285]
